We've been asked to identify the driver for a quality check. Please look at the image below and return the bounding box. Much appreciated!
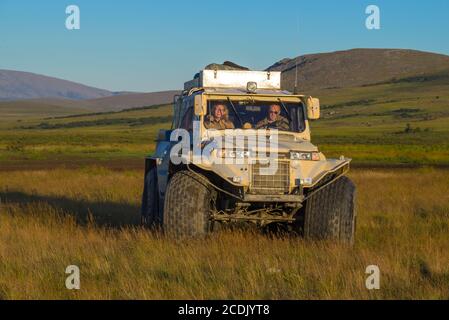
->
[204,102,235,130]
[255,104,290,130]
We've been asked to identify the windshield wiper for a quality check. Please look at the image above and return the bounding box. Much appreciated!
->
[227,98,243,127]
[277,98,293,122]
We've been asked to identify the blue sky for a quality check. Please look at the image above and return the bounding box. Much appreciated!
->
[0,0,448,92]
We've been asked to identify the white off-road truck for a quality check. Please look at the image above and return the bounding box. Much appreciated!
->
[141,69,356,243]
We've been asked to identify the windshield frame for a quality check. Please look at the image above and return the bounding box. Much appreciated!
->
[203,94,307,133]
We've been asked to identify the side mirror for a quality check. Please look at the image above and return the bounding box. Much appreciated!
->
[194,95,204,116]
[157,129,172,141]
[306,97,320,120]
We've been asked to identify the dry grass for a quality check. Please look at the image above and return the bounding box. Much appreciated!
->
[0,167,448,300]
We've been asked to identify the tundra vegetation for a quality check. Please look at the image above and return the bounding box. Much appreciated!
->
[0,168,448,299]
[1,78,448,166]
[0,76,448,299]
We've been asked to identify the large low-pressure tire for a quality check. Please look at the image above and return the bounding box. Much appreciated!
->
[304,176,356,244]
[163,171,216,238]
[141,167,160,227]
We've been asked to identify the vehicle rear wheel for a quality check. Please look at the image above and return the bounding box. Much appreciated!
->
[163,171,216,238]
[303,176,356,244]
[141,167,160,227]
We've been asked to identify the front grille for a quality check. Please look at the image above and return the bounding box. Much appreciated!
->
[250,161,290,195]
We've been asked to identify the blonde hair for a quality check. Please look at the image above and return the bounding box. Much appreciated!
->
[212,103,230,121]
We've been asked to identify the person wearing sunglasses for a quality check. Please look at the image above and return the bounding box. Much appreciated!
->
[255,104,290,130]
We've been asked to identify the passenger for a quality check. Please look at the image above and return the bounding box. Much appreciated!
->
[204,102,235,130]
[255,104,290,130]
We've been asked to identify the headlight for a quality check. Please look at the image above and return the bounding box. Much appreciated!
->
[218,150,250,158]
[300,178,313,185]
[290,152,320,161]
[231,176,242,183]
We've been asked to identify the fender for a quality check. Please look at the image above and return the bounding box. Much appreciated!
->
[144,157,157,176]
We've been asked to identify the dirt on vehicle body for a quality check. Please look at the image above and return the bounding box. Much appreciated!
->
[141,69,356,243]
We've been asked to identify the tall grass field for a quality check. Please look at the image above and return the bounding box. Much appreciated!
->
[1,75,448,300]
[1,167,448,299]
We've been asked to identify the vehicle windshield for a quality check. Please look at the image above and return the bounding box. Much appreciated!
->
[204,99,306,132]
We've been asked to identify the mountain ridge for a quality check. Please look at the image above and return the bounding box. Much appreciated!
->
[266,48,449,92]
[0,69,117,101]
[2,48,449,113]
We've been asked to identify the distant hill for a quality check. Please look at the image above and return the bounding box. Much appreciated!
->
[0,69,180,113]
[0,99,90,120]
[3,49,449,115]
[266,49,449,92]
[79,91,180,112]
[0,70,116,101]
[0,90,180,116]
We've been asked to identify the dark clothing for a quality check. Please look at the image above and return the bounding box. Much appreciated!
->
[255,116,290,130]
[204,115,235,130]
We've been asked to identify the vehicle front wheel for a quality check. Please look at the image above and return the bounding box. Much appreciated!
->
[303,176,356,244]
[163,171,216,238]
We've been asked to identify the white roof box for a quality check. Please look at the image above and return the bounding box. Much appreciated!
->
[184,70,281,91]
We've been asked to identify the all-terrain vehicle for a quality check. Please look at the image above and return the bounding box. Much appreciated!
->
[141,69,356,243]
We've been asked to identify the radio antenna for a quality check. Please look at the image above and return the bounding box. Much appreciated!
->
[294,57,298,94]
[293,17,299,94]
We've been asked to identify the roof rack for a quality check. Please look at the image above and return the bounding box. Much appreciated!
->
[184,70,281,91]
